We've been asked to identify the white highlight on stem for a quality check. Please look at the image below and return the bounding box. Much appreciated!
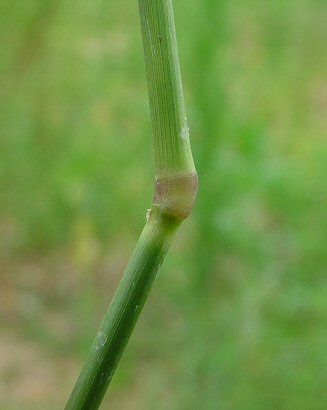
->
[180,117,189,140]
[95,332,108,351]
[145,17,156,56]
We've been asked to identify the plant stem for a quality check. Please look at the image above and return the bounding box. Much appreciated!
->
[65,1,197,409]
[139,0,195,176]
[66,211,179,409]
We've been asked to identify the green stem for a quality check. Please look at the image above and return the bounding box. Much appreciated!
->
[139,0,195,176]
[65,1,197,409]
[66,211,179,409]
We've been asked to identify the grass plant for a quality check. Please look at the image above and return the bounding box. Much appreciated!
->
[65,1,197,408]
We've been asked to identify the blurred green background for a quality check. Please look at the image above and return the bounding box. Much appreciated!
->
[1,0,327,409]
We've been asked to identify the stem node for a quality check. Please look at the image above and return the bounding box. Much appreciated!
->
[153,171,198,220]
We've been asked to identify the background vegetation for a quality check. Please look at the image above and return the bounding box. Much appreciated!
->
[1,0,326,408]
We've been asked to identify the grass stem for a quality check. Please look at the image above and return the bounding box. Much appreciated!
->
[65,1,197,408]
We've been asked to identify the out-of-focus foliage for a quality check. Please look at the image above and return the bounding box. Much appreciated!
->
[0,0,326,409]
